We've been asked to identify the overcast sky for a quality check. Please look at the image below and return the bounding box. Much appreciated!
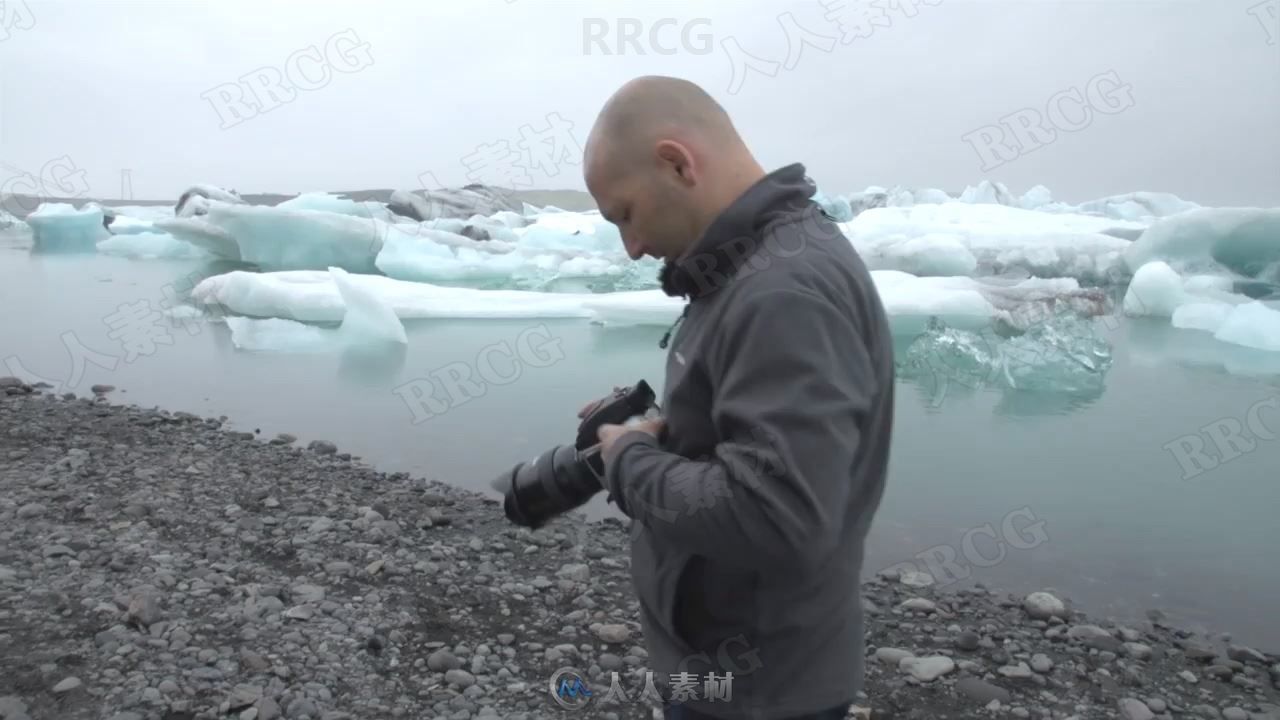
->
[0,0,1276,206]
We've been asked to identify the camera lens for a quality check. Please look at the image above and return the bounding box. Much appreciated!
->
[499,444,604,529]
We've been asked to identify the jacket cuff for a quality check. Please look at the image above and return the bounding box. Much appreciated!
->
[603,430,659,515]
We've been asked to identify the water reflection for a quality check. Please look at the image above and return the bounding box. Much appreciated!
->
[338,340,408,387]
[990,384,1106,417]
[1124,317,1280,380]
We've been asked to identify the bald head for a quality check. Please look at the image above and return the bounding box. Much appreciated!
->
[583,76,765,261]
[586,76,739,169]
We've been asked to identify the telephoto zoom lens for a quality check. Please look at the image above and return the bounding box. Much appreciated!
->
[497,444,604,529]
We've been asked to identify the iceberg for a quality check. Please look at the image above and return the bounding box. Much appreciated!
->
[25,202,110,252]
[900,310,1114,397]
[97,232,210,260]
[153,215,241,261]
[157,200,389,273]
[375,227,530,283]
[192,267,682,326]
[223,267,408,352]
[275,192,398,222]
[1124,207,1280,279]
[104,214,159,236]
[840,203,1147,281]
[1124,260,1280,353]
[373,210,644,288]
[190,266,1106,339]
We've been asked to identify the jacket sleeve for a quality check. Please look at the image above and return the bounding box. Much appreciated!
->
[602,285,879,573]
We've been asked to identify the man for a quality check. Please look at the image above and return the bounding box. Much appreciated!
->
[581,75,895,720]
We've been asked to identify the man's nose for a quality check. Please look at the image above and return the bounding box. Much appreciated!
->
[622,234,644,260]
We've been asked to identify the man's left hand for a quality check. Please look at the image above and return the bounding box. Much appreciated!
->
[598,417,665,465]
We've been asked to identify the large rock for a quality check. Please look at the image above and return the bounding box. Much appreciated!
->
[1024,591,1067,619]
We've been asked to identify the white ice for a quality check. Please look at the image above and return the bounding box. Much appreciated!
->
[275,192,398,222]
[192,267,680,326]
[828,181,1199,223]
[1124,207,1280,280]
[1124,260,1280,353]
[374,211,645,288]
[157,200,388,273]
[839,203,1147,280]
[190,266,1104,341]
[25,203,109,252]
[97,232,210,260]
[224,267,408,352]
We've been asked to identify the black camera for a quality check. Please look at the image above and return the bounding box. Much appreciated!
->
[493,380,659,529]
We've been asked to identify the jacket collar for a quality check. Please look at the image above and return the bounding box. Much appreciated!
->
[659,163,818,299]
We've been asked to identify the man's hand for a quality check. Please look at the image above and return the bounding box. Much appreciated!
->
[598,417,665,465]
[578,386,626,419]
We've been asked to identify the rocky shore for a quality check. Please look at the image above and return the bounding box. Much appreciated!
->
[2,378,1278,720]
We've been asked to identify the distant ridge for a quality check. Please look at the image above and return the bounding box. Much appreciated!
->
[0,186,597,220]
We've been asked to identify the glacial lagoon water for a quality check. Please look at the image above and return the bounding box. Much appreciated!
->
[1,236,1278,651]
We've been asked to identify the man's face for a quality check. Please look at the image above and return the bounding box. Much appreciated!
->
[586,143,696,262]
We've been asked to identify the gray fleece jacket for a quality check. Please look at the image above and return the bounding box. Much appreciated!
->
[602,163,895,719]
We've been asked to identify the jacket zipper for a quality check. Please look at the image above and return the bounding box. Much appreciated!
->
[659,305,690,349]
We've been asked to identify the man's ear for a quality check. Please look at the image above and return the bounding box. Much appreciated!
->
[654,140,696,186]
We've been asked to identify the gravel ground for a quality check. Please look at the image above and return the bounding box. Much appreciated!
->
[2,378,1278,720]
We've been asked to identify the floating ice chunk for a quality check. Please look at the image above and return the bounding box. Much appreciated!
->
[901,312,1113,397]
[1123,260,1280,352]
[103,205,177,222]
[1123,261,1186,316]
[842,203,1144,280]
[275,192,397,221]
[26,203,109,252]
[104,215,159,236]
[1123,261,1251,318]
[1124,207,1280,278]
[191,269,671,324]
[330,266,407,345]
[97,232,209,260]
[224,267,407,352]
[153,215,241,260]
[1171,302,1233,333]
[164,201,392,272]
[1213,301,1280,352]
[191,267,1106,337]
[375,227,529,282]
[870,271,996,332]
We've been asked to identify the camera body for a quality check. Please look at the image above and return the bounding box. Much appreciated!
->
[495,380,659,529]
